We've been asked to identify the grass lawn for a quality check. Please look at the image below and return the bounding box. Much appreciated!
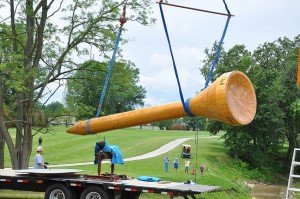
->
[1,126,271,198]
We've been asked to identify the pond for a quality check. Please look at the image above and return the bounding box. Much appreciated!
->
[251,185,286,199]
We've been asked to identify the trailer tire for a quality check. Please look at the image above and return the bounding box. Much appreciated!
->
[44,183,74,199]
[80,186,108,199]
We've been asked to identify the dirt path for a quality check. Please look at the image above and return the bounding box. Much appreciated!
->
[48,136,219,168]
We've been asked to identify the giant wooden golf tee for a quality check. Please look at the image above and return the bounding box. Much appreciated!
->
[67,71,257,135]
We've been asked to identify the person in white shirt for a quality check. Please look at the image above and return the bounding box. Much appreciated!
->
[34,146,48,169]
[184,159,190,174]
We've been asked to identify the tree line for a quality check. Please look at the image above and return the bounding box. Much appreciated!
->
[201,36,300,171]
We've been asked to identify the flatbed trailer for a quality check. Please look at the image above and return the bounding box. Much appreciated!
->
[0,169,219,199]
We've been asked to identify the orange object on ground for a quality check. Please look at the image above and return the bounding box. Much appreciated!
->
[67,71,257,135]
[297,48,300,86]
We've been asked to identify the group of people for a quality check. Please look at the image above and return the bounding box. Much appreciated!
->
[163,157,206,176]
[34,146,207,177]
[163,157,179,173]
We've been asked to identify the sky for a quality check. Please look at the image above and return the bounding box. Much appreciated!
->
[46,0,300,106]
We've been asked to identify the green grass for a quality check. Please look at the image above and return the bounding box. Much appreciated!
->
[0,190,44,199]
[5,126,199,167]
[1,126,273,198]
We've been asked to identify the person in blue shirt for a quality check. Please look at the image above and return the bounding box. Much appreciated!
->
[173,158,179,171]
[34,146,48,169]
[163,157,169,173]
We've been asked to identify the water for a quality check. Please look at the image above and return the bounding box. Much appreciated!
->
[251,185,286,199]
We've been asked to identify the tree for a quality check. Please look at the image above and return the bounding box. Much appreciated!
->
[44,101,66,118]
[201,44,265,163]
[152,120,173,130]
[32,101,68,127]
[182,117,206,131]
[0,0,154,169]
[65,60,146,119]
[249,36,300,163]
[201,38,300,168]
[265,36,300,161]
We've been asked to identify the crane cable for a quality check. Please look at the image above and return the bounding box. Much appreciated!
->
[95,1,128,118]
[297,48,300,87]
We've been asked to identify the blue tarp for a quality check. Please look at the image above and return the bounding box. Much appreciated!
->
[137,176,161,182]
[94,142,124,165]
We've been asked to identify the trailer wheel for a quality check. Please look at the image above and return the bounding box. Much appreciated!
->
[80,186,108,199]
[44,183,74,199]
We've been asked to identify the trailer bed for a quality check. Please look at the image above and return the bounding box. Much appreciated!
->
[0,169,220,198]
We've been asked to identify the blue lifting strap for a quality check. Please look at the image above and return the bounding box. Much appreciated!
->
[159,0,232,118]
[204,0,231,88]
[95,27,123,118]
[159,4,194,117]
[95,2,128,119]
[204,16,231,88]
[87,3,128,133]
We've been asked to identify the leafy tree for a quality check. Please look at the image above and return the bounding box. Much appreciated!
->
[0,0,153,169]
[264,36,300,161]
[201,44,262,163]
[201,37,300,168]
[44,101,66,119]
[249,36,300,163]
[152,120,173,130]
[32,101,68,128]
[65,60,146,119]
[182,117,206,131]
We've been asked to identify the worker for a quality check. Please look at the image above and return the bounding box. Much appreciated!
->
[94,141,124,175]
[34,146,48,169]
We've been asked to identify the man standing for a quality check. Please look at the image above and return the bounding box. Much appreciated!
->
[173,158,179,171]
[34,146,47,169]
[163,157,169,173]
[184,158,190,174]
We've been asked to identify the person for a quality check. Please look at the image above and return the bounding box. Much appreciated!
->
[191,166,196,175]
[34,146,48,169]
[173,158,179,171]
[94,141,124,175]
[200,164,205,176]
[184,158,190,174]
[163,157,169,173]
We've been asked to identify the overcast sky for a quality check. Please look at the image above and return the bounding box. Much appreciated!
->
[47,0,300,106]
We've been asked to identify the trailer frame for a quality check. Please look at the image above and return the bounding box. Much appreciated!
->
[0,169,220,199]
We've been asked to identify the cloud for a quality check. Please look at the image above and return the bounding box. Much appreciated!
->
[42,0,300,106]
[137,45,206,105]
[123,0,300,106]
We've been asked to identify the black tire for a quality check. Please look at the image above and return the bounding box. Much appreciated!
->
[80,186,109,199]
[44,183,74,199]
